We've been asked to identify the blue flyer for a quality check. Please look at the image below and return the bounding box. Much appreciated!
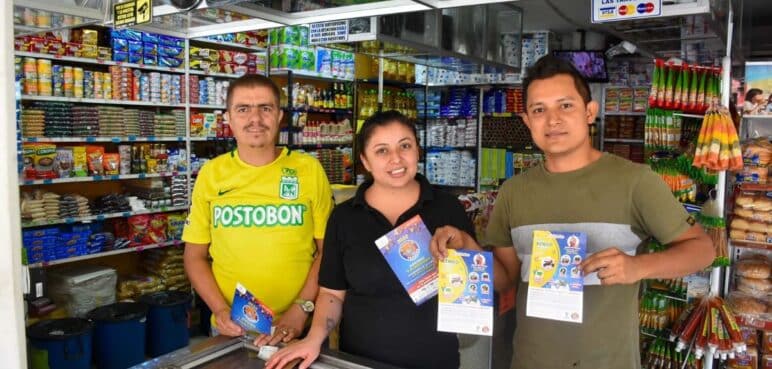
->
[438,249,494,336]
[231,282,273,335]
[374,214,438,305]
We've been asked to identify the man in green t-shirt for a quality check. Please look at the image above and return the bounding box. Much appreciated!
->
[431,56,714,369]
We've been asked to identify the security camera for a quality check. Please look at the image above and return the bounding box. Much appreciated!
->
[605,41,638,58]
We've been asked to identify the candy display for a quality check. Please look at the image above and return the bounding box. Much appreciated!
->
[693,106,743,171]
[649,60,721,114]
[640,291,688,336]
[669,295,747,360]
[641,338,700,369]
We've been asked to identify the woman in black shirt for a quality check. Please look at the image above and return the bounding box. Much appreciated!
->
[264,111,475,369]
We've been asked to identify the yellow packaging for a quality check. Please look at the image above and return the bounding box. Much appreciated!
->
[73,68,84,98]
[36,59,52,96]
[63,66,73,97]
[93,72,103,99]
[78,44,98,59]
[23,57,38,95]
[70,146,88,177]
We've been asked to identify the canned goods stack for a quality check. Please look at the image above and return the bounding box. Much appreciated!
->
[188,76,200,103]
[98,107,125,136]
[123,109,141,136]
[139,74,151,102]
[160,74,171,103]
[149,72,161,103]
[37,59,52,96]
[23,57,38,95]
[82,70,94,99]
[71,106,100,136]
[173,110,186,136]
[170,75,182,105]
[139,111,155,136]
[21,109,45,137]
[73,67,84,98]
[153,114,177,136]
[29,102,73,137]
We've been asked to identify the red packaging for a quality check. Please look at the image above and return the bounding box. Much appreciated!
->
[28,37,46,53]
[64,42,81,57]
[146,214,168,244]
[46,39,64,56]
[218,50,234,63]
[14,37,27,51]
[128,215,151,246]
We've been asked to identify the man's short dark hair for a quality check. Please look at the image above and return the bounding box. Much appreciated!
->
[226,74,281,109]
[523,55,592,111]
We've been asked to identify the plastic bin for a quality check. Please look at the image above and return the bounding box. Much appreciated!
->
[139,291,191,357]
[27,318,92,369]
[87,302,148,369]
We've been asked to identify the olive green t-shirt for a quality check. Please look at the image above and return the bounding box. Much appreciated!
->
[487,153,692,369]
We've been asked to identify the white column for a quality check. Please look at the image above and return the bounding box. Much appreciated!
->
[0,1,28,367]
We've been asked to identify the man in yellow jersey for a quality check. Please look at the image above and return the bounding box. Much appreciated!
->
[183,74,333,346]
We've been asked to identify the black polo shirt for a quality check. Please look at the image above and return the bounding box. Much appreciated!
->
[319,174,475,369]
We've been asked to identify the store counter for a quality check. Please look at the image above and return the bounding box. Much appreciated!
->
[131,335,402,369]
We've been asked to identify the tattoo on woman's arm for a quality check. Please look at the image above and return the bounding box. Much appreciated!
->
[325,317,336,333]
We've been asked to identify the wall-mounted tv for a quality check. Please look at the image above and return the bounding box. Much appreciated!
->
[552,50,609,82]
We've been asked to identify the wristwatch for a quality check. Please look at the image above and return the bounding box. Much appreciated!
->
[295,299,315,313]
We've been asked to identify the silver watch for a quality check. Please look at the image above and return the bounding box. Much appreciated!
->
[295,299,315,313]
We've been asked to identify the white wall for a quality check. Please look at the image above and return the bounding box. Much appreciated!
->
[1,0,28,366]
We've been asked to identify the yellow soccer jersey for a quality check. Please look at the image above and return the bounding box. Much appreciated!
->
[182,147,333,321]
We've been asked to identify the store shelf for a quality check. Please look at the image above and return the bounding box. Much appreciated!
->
[357,78,424,89]
[21,171,188,186]
[673,113,706,119]
[729,239,772,251]
[604,138,645,144]
[189,38,266,52]
[22,136,186,143]
[188,69,247,79]
[736,183,772,192]
[431,184,475,189]
[743,115,772,120]
[190,104,226,109]
[603,111,646,116]
[426,146,477,151]
[284,107,354,115]
[21,95,184,108]
[483,112,520,118]
[26,240,183,268]
[21,205,189,228]
[190,137,234,142]
[294,143,352,149]
[271,69,353,82]
[14,51,187,74]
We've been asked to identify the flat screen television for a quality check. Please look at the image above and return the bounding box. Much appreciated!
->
[552,50,609,82]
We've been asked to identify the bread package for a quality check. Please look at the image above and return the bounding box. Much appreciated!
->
[738,277,772,295]
[733,218,752,231]
[736,258,772,279]
[727,292,769,320]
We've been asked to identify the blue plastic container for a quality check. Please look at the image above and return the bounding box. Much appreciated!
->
[139,291,191,357]
[87,302,148,369]
[27,318,93,369]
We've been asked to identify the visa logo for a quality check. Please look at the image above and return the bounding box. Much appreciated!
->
[600,6,615,15]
